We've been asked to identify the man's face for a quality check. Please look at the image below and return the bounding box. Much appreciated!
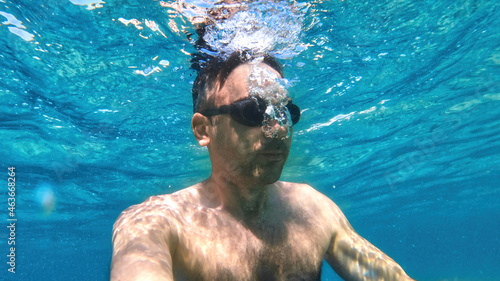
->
[207,62,293,186]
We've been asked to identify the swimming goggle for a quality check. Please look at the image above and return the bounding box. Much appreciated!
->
[199,96,301,127]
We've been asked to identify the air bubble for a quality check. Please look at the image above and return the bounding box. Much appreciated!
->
[247,63,293,139]
[202,1,306,59]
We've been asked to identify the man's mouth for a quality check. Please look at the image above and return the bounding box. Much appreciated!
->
[259,150,285,161]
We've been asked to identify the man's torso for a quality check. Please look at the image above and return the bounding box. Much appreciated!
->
[148,182,334,281]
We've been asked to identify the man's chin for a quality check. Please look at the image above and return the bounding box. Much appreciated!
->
[253,166,284,185]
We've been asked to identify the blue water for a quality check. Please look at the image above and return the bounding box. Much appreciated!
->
[1,0,499,280]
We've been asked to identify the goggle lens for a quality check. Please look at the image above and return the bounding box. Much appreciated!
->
[201,96,300,127]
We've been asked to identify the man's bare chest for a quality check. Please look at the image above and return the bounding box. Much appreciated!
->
[171,208,329,281]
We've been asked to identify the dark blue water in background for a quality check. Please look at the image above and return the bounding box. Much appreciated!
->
[0,0,499,280]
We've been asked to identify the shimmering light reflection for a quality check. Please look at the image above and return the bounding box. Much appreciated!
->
[160,0,212,25]
[306,112,355,133]
[69,0,105,10]
[0,11,35,41]
[134,66,162,77]
[0,11,22,26]
[118,18,143,30]
[7,26,34,41]
[118,18,168,38]
[304,99,391,133]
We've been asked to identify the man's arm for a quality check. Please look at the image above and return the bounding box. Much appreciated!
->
[111,201,177,281]
[324,200,415,281]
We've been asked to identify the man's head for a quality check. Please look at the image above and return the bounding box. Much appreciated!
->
[191,52,297,186]
[192,51,283,114]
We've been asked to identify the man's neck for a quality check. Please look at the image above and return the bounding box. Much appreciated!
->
[203,174,272,222]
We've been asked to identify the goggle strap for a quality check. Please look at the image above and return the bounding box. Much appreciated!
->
[200,105,230,117]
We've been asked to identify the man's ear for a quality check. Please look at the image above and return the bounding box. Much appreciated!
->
[192,113,211,147]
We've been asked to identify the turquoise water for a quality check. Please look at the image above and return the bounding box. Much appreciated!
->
[1,0,499,280]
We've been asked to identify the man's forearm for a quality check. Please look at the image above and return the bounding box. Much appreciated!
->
[326,236,415,281]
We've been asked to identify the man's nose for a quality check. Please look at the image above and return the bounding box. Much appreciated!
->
[265,119,289,139]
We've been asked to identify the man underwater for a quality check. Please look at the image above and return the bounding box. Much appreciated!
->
[110,52,415,280]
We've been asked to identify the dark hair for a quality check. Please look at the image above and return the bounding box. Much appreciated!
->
[191,50,283,113]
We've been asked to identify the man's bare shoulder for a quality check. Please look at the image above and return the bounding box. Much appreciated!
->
[277,181,333,205]
[276,181,346,223]
[113,185,202,232]
[114,195,173,224]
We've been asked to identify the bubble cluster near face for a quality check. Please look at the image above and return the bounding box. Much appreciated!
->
[247,62,293,139]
